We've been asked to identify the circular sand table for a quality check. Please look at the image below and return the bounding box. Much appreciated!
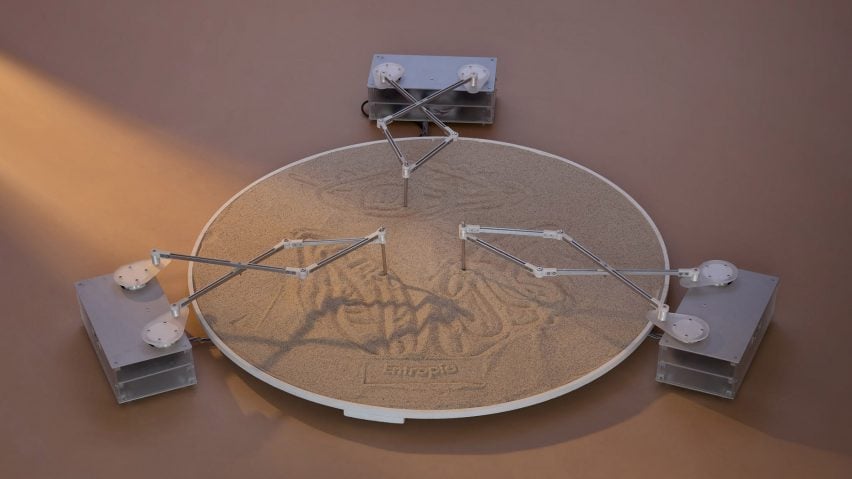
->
[190,138,668,422]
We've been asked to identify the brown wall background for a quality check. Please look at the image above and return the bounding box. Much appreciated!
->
[0,1,850,478]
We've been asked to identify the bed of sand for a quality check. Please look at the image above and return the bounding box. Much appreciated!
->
[191,138,666,411]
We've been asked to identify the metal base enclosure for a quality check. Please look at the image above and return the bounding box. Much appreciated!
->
[76,274,196,403]
[656,269,778,398]
[367,54,497,124]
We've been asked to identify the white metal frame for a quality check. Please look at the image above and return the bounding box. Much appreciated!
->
[188,138,670,423]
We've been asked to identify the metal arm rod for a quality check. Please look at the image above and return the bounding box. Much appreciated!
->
[180,246,281,308]
[403,177,409,207]
[386,78,455,135]
[157,230,386,283]
[470,226,559,237]
[384,77,471,122]
[458,223,720,344]
[294,238,366,247]
[553,268,690,277]
[309,227,385,272]
[411,138,454,172]
[460,223,661,306]
[378,76,470,209]
[462,225,693,277]
[157,251,299,276]
[462,239,689,279]
[178,236,368,308]
[560,237,657,306]
[461,235,467,270]
[378,122,406,165]
[466,236,532,270]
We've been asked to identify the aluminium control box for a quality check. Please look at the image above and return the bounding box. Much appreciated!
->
[76,274,196,403]
[367,54,497,124]
[657,269,778,399]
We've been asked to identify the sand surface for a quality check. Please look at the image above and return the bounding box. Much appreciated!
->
[192,138,666,411]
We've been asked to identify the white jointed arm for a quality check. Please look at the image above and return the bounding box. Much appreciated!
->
[458,224,736,286]
[372,62,490,207]
[459,224,738,344]
[114,227,388,348]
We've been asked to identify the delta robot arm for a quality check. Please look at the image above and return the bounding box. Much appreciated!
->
[372,62,490,206]
[113,227,388,348]
[458,224,738,344]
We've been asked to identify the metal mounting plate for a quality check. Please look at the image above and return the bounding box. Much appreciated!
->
[661,270,778,363]
[367,54,497,92]
[367,54,497,124]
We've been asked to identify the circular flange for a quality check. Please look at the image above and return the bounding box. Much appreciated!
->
[142,310,186,348]
[373,62,405,89]
[457,64,490,93]
[113,258,171,290]
[189,138,669,422]
[700,260,737,285]
[668,314,710,343]
[680,259,738,288]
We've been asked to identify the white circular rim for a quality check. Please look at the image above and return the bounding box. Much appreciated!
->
[189,137,669,422]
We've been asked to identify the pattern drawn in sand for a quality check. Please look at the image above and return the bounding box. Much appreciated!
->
[285,244,572,359]
[288,158,530,220]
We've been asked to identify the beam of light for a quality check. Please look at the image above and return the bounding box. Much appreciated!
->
[0,54,246,337]
[0,53,247,258]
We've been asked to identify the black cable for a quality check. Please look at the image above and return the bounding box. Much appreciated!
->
[188,334,212,345]
[360,100,369,118]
